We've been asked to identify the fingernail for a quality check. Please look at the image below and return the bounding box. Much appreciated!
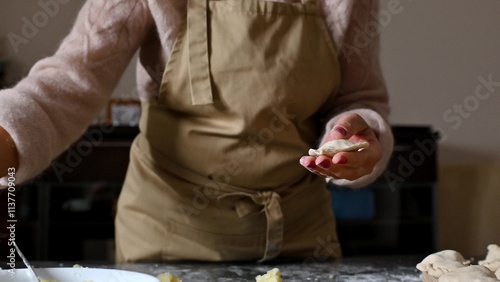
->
[300,157,316,168]
[318,159,331,168]
[334,156,347,165]
[334,126,347,136]
[307,162,317,169]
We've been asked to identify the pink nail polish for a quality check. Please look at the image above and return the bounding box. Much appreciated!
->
[335,156,347,165]
[307,162,317,169]
[318,159,331,168]
[301,158,316,168]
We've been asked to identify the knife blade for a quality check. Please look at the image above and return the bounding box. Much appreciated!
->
[13,241,41,282]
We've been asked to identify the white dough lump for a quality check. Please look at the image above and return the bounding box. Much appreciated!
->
[480,244,500,274]
[417,246,500,281]
[308,140,369,157]
[255,268,282,282]
[416,250,471,278]
[438,265,499,282]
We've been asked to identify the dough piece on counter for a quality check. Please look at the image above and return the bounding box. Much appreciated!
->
[480,244,500,273]
[438,265,499,282]
[308,140,369,157]
[416,250,470,278]
[157,272,183,282]
[496,269,500,279]
[256,268,282,282]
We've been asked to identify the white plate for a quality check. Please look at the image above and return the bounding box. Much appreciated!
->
[0,267,160,282]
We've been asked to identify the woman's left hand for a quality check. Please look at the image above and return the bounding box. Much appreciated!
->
[299,113,383,181]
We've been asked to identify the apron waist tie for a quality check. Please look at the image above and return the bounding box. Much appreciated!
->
[218,191,284,262]
[136,136,287,261]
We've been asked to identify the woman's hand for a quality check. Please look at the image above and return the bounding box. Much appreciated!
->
[299,113,382,181]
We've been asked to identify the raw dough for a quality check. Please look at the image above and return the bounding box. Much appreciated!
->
[157,272,183,282]
[416,250,470,278]
[438,265,499,282]
[308,140,369,157]
[495,269,500,279]
[255,268,282,282]
[480,244,500,273]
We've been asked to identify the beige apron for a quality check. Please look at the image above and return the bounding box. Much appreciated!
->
[115,0,342,262]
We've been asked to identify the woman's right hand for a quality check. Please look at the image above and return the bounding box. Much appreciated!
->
[0,126,19,179]
[299,113,382,181]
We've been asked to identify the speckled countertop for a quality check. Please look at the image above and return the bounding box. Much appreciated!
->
[21,256,424,281]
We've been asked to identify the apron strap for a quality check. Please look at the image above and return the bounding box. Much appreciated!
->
[187,0,214,105]
[256,191,284,262]
[218,191,284,262]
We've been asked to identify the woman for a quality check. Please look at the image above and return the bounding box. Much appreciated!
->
[0,0,393,262]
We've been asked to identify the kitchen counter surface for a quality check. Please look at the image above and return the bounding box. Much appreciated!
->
[10,255,424,281]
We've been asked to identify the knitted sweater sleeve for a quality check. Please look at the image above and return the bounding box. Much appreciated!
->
[320,0,394,188]
[0,0,151,186]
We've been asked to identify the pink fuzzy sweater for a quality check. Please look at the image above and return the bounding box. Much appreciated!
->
[0,0,393,188]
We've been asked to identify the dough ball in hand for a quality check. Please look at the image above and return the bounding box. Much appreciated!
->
[308,140,369,157]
